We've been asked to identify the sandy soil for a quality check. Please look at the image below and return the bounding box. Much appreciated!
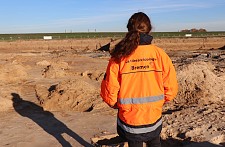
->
[0,37,224,147]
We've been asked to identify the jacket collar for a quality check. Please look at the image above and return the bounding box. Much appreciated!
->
[139,33,153,45]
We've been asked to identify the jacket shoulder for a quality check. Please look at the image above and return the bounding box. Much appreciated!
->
[149,44,165,52]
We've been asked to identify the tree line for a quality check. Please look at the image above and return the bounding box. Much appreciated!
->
[180,28,207,33]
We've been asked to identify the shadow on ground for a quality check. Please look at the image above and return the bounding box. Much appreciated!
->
[11,93,93,147]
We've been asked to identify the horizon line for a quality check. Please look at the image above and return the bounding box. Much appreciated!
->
[1,30,225,35]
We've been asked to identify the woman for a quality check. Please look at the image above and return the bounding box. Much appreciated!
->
[100,12,178,147]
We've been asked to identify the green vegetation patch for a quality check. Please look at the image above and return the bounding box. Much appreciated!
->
[0,32,225,41]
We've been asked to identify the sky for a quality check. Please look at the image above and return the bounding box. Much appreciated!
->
[0,0,225,34]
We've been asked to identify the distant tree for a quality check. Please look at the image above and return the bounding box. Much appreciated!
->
[199,28,207,32]
[190,28,198,32]
[180,29,190,32]
[180,28,207,33]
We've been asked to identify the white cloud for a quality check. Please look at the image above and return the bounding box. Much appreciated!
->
[117,1,216,14]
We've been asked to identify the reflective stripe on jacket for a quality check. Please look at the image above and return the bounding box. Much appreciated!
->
[101,44,178,134]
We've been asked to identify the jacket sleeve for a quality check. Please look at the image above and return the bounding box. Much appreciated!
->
[162,53,178,102]
[100,58,120,107]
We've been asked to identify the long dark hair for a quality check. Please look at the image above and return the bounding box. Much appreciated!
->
[110,12,152,62]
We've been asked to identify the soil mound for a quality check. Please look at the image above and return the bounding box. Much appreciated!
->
[81,70,105,81]
[161,61,225,146]
[0,63,28,84]
[35,79,104,112]
[39,60,70,78]
[176,61,225,106]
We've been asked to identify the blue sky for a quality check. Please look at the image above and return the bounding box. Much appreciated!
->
[0,0,225,34]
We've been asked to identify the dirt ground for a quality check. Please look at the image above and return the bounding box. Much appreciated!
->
[0,37,224,147]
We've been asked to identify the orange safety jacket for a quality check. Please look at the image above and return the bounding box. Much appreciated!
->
[101,44,178,134]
